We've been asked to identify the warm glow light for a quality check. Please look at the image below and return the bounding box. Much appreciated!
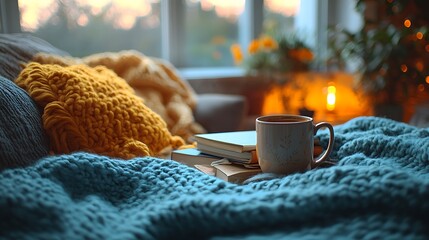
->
[104,0,153,29]
[426,76,429,84]
[265,0,300,16]
[326,85,336,111]
[19,0,57,31]
[404,19,411,28]
[76,0,110,15]
[200,0,245,20]
[19,0,298,30]
[262,73,372,120]
[416,61,424,71]
[401,64,408,73]
[416,32,424,40]
[77,14,89,26]
[199,0,300,20]
[19,0,157,31]
[418,84,425,92]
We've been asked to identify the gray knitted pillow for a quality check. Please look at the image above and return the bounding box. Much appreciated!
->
[0,33,70,80]
[0,76,49,170]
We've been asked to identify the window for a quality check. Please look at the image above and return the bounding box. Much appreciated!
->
[18,0,162,58]
[7,0,324,77]
[182,1,244,68]
[263,0,300,36]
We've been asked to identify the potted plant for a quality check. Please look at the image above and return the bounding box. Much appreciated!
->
[230,34,314,114]
[231,34,314,82]
[328,0,429,121]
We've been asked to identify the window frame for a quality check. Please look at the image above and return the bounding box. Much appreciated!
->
[0,0,20,33]
[1,0,334,79]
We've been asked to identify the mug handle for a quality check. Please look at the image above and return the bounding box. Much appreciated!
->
[312,122,334,168]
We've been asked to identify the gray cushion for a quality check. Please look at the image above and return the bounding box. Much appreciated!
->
[0,33,70,80]
[194,94,248,132]
[0,76,50,170]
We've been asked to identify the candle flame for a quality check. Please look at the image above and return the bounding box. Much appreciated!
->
[326,85,336,111]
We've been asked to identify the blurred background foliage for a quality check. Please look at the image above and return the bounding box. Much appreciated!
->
[328,0,429,105]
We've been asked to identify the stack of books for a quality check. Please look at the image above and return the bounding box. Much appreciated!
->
[194,131,259,167]
[170,131,261,183]
[171,147,260,184]
[170,130,324,183]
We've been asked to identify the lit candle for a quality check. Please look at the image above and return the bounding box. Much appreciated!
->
[326,85,336,111]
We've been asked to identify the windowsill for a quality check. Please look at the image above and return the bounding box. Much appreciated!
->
[178,67,245,80]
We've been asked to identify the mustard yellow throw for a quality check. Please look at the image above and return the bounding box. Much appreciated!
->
[15,62,184,159]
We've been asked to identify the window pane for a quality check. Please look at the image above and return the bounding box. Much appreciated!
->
[18,0,162,58]
[263,0,300,36]
[183,0,244,67]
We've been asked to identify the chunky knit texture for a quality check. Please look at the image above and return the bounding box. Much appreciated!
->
[1,117,428,239]
[32,51,206,142]
[0,76,49,169]
[15,62,184,159]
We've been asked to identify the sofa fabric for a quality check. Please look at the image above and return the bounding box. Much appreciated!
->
[0,33,70,80]
[194,93,248,132]
[15,62,185,159]
[0,76,50,170]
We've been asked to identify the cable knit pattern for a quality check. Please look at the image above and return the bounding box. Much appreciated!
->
[14,62,184,159]
[1,117,428,239]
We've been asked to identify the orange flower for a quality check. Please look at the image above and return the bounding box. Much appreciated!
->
[248,39,260,55]
[260,36,278,50]
[230,43,243,65]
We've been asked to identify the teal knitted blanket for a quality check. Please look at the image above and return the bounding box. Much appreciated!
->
[1,117,429,239]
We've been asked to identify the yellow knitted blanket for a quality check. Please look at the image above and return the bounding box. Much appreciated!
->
[15,62,185,159]
[32,51,206,142]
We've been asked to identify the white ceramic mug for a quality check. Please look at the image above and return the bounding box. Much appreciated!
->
[256,114,334,174]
